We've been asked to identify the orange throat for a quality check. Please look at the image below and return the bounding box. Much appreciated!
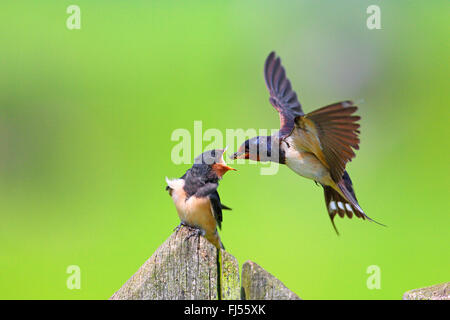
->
[212,163,235,178]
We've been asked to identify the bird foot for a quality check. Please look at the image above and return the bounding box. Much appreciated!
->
[173,221,187,232]
[185,226,205,242]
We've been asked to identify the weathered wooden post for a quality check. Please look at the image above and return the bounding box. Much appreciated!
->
[110,226,299,300]
[241,261,300,300]
[403,282,450,300]
[110,226,449,300]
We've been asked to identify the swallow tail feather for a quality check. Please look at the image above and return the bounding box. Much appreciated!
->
[324,171,384,234]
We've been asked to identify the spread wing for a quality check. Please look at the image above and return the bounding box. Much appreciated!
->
[295,101,361,182]
[195,183,231,230]
[264,52,304,137]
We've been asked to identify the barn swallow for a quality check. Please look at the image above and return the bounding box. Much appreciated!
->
[231,52,383,234]
[165,148,236,249]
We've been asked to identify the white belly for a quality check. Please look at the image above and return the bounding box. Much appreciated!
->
[283,138,330,183]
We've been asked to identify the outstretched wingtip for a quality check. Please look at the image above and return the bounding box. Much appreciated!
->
[342,100,354,108]
[264,51,277,73]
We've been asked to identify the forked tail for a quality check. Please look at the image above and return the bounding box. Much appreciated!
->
[324,171,385,234]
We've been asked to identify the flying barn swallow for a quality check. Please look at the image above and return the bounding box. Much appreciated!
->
[231,52,383,234]
[166,149,236,249]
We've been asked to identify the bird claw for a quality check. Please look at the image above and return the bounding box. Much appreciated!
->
[173,222,186,232]
[185,226,205,241]
[174,223,205,241]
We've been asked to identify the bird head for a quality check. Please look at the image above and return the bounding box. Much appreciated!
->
[230,136,278,162]
[194,148,236,179]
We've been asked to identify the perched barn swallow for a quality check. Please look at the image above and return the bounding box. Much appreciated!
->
[166,149,236,249]
[231,52,383,234]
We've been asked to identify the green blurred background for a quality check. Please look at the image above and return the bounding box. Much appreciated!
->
[1,0,448,299]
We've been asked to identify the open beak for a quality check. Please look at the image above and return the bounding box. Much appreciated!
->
[211,147,236,177]
[219,147,237,171]
[222,164,236,172]
[229,150,246,160]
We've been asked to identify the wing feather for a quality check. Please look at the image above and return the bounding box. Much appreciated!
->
[264,52,304,137]
[295,101,361,182]
[208,191,225,230]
